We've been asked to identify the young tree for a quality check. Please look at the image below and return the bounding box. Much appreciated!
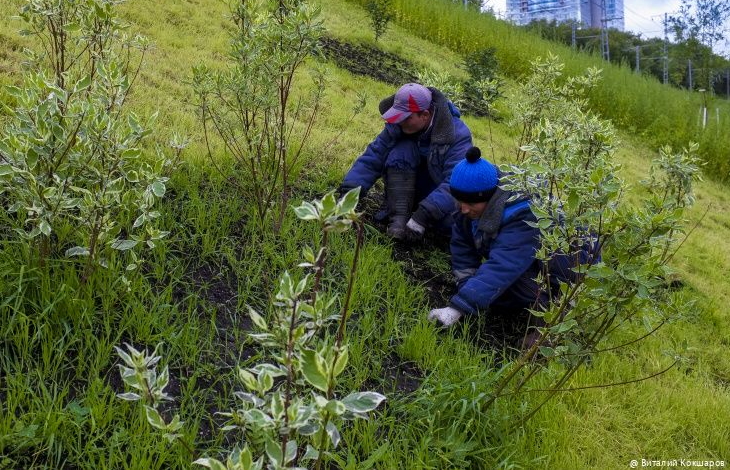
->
[0,0,173,282]
[193,0,324,234]
[365,0,393,42]
[667,0,730,90]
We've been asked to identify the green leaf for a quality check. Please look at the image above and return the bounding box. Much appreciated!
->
[111,239,138,251]
[258,370,274,394]
[538,346,555,357]
[326,421,341,448]
[240,446,254,470]
[301,444,320,461]
[0,164,13,176]
[278,271,294,301]
[145,406,166,430]
[245,409,273,428]
[270,391,284,419]
[116,392,141,401]
[293,201,319,220]
[38,220,51,237]
[551,319,578,335]
[300,348,329,393]
[42,186,57,198]
[125,170,140,183]
[264,434,282,467]
[333,346,348,378]
[167,414,184,432]
[321,192,336,217]
[151,181,166,198]
[337,187,360,214]
[133,214,146,228]
[284,439,297,464]
[192,458,227,470]
[65,246,90,257]
[325,399,346,416]
[248,307,268,331]
[237,368,258,392]
[342,392,386,413]
[73,74,92,92]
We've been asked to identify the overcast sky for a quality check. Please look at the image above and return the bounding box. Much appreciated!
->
[487,0,730,54]
[488,0,681,38]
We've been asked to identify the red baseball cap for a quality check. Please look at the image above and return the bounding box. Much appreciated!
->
[381,83,433,124]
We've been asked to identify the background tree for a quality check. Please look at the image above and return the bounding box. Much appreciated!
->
[365,0,393,41]
[667,0,730,90]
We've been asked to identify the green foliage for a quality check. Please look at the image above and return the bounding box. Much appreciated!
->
[416,47,503,118]
[192,0,325,233]
[667,0,730,91]
[117,189,387,469]
[365,0,393,41]
[0,0,174,281]
[496,56,702,423]
[115,343,185,444]
[462,47,502,117]
[415,68,464,107]
[2,0,730,468]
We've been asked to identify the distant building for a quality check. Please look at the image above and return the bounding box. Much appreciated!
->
[581,0,624,30]
[506,0,624,30]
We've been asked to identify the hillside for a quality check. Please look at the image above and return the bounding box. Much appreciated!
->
[1,0,729,468]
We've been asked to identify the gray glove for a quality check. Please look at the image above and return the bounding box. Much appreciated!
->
[405,218,425,242]
[427,306,462,327]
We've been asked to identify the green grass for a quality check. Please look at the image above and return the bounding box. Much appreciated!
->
[1,0,730,468]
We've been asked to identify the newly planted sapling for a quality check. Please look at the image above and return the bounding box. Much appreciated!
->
[206,188,385,469]
[114,343,187,449]
[484,56,700,424]
[0,0,179,281]
[116,189,385,468]
[365,0,394,41]
[193,0,325,233]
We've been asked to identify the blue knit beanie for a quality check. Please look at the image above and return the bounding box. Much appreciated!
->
[449,147,499,203]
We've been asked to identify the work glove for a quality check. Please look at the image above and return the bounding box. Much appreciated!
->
[336,184,356,199]
[405,218,425,242]
[427,306,462,327]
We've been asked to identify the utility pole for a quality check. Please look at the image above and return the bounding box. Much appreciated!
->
[663,13,669,85]
[688,59,693,90]
[572,21,576,50]
[598,0,623,62]
[600,0,610,61]
[635,45,640,73]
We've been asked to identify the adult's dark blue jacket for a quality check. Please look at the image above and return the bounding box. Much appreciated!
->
[341,87,472,228]
[449,188,543,316]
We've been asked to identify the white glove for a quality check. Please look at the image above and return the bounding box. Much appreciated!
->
[427,306,462,327]
[406,218,425,235]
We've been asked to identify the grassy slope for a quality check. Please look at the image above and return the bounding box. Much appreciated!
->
[1,0,729,468]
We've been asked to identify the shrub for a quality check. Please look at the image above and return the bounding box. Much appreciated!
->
[193,0,324,234]
[365,0,394,42]
[0,0,175,282]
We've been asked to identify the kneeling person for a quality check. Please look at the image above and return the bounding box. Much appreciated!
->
[340,83,472,241]
[429,147,556,330]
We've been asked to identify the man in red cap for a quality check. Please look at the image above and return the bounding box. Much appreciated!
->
[339,83,473,241]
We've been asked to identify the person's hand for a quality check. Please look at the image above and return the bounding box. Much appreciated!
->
[336,184,355,198]
[405,218,425,242]
[427,306,462,327]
